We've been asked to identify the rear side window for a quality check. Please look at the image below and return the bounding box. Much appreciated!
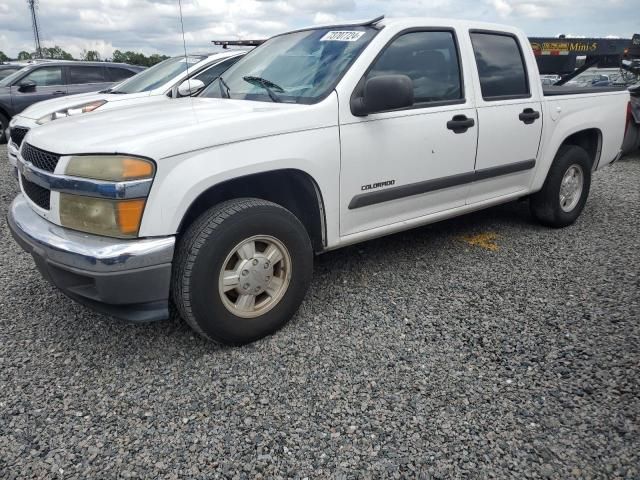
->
[365,30,463,105]
[22,67,63,86]
[470,32,529,99]
[107,67,136,82]
[68,66,107,84]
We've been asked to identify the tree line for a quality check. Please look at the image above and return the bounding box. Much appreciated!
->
[0,47,169,67]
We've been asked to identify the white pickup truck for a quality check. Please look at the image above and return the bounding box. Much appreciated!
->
[8,17,629,344]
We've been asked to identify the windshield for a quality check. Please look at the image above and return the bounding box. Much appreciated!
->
[110,55,206,94]
[0,67,28,87]
[200,26,378,104]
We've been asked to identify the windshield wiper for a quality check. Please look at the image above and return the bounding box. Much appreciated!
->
[218,75,231,99]
[243,76,283,103]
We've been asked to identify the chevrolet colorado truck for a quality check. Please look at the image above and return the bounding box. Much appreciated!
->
[7,17,630,344]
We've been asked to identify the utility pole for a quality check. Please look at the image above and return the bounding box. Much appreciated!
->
[27,0,42,58]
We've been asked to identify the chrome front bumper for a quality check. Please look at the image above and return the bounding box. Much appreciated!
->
[7,194,176,322]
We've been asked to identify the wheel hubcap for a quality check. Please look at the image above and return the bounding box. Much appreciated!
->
[559,164,584,213]
[218,235,291,318]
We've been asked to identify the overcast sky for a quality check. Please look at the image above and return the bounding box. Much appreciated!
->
[0,0,637,59]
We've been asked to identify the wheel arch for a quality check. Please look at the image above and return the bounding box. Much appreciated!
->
[177,169,327,253]
[556,128,602,171]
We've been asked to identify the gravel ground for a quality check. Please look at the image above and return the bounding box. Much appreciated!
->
[1,144,638,479]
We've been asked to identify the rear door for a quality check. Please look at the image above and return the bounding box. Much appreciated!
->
[466,31,543,204]
[65,65,112,94]
[10,66,67,114]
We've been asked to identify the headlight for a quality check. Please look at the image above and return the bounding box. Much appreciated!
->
[59,154,155,238]
[60,195,146,238]
[65,155,155,181]
[36,100,108,125]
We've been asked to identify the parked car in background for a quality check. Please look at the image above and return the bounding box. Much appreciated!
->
[565,73,610,87]
[0,61,143,142]
[0,64,23,80]
[540,74,560,86]
[7,17,629,344]
[5,51,246,166]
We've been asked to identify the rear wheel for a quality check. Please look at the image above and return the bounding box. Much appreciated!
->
[172,198,313,344]
[530,145,592,228]
[622,123,639,154]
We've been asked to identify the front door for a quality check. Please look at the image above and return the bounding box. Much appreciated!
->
[11,66,68,114]
[339,29,478,236]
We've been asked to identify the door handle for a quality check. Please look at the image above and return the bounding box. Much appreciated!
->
[519,108,540,124]
[446,115,475,134]
[52,91,66,95]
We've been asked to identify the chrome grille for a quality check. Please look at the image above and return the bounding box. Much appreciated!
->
[10,127,29,147]
[21,143,61,173]
[21,175,50,210]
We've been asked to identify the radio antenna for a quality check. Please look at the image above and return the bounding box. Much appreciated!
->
[27,0,43,58]
[177,0,191,96]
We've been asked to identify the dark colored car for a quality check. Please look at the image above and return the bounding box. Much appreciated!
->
[0,65,23,80]
[0,61,143,142]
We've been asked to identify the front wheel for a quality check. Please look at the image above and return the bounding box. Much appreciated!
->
[172,198,313,344]
[530,145,592,228]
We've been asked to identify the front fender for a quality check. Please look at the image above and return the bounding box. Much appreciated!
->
[139,127,341,245]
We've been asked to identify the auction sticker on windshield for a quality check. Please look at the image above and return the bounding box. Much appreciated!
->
[320,31,366,42]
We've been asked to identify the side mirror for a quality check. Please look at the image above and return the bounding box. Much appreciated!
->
[17,80,36,93]
[351,74,414,116]
[177,79,205,97]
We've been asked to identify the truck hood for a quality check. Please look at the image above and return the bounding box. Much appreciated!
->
[25,97,336,159]
[19,91,152,120]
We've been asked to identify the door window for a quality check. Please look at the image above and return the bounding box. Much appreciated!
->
[68,66,107,84]
[470,32,530,99]
[365,31,463,105]
[22,67,63,86]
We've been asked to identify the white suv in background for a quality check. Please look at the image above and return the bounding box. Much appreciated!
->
[6,50,246,168]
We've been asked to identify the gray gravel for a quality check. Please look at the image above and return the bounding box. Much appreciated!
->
[1,143,639,479]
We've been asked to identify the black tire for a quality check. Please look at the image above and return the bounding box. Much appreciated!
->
[0,113,8,144]
[530,145,592,228]
[172,198,313,344]
[622,123,639,154]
